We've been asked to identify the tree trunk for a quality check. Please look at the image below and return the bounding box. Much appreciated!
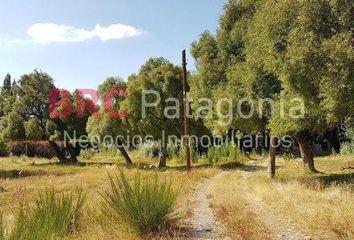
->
[159,137,167,169]
[48,140,66,162]
[49,140,78,163]
[268,137,276,178]
[116,146,133,165]
[64,139,78,163]
[116,139,133,165]
[294,133,317,172]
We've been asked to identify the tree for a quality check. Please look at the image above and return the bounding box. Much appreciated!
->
[13,70,79,163]
[191,0,354,175]
[246,0,354,172]
[0,74,15,117]
[1,74,12,95]
[25,118,43,140]
[124,58,184,168]
[0,110,25,140]
[86,77,133,165]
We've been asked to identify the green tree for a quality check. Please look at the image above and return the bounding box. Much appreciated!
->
[86,77,133,165]
[25,118,44,140]
[246,0,354,172]
[0,110,26,140]
[13,70,79,163]
[1,74,12,95]
[190,0,354,175]
[124,58,183,168]
[0,74,16,117]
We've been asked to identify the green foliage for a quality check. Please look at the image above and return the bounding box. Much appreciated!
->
[0,139,8,157]
[86,77,129,141]
[1,74,12,95]
[124,58,183,139]
[24,119,43,140]
[207,143,241,164]
[0,111,25,140]
[179,144,199,163]
[341,126,354,155]
[101,171,179,234]
[9,188,85,240]
[137,142,160,158]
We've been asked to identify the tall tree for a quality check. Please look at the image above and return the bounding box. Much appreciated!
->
[1,74,12,95]
[124,58,184,168]
[247,0,354,172]
[191,0,354,175]
[86,77,133,165]
[13,70,79,163]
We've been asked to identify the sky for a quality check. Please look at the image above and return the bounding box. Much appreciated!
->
[0,0,226,91]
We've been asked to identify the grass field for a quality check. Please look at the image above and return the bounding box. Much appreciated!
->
[212,155,354,240]
[0,153,353,239]
[0,154,218,239]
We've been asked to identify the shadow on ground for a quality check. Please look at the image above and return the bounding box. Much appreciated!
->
[0,169,66,179]
[219,161,268,172]
[315,172,354,186]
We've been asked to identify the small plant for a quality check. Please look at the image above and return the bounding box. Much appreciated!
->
[9,188,85,240]
[101,170,179,234]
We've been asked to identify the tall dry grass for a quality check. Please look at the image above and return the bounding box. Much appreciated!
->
[212,172,271,240]
[248,157,354,239]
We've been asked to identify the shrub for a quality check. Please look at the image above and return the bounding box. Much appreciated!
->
[101,171,179,234]
[0,140,8,157]
[167,144,179,158]
[137,142,160,158]
[341,143,354,155]
[207,143,241,164]
[7,141,57,158]
[9,188,85,240]
[179,145,199,163]
[341,126,354,155]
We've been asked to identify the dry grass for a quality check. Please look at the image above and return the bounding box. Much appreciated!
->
[212,172,271,240]
[248,156,354,239]
[0,155,219,239]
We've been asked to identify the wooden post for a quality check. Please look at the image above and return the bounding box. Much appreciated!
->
[182,50,191,171]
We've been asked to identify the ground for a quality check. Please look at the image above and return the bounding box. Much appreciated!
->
[0,154,353,239]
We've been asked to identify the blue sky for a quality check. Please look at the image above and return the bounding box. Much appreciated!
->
[0,0,226,90]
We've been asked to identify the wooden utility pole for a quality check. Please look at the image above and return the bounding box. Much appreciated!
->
[182,50,191,171]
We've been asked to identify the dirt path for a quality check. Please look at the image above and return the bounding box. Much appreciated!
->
[181,172,231,240]
[240,170,316,240]
[181,168,318,240]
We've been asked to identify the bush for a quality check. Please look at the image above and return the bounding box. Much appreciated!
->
[9,188,85,240]
[207,143,241,164]
[7,141,57,158]
[341,143,354,155]
[137,142,160,158]
[341,126,354,155]
[101,171,179,234]
[179,145,199,163]
[0,140,8,157]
